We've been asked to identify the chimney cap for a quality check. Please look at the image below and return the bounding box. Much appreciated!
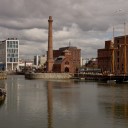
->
[49,16,52,19]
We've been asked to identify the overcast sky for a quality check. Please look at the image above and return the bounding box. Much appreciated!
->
[0,0,128,59]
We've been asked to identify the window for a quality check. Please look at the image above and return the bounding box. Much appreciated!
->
[10,58,12,62]
[65,61,69,65]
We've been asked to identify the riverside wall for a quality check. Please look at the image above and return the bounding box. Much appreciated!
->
[25,73,73,79]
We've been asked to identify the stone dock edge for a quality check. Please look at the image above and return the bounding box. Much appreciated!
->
[25,73,74,79]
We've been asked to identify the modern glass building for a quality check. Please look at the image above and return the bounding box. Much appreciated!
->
[0,38,19,71]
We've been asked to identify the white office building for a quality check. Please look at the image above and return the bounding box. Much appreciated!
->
[34,55,40,67]
[0,38,19,71]
[34,54,47,68]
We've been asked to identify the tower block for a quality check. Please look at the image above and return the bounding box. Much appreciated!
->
[47,16,54,72]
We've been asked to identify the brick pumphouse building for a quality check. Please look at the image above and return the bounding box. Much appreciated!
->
[52,46,81,73]
[98,35,128,74]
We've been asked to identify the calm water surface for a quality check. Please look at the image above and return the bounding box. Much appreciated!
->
[0,75,128,128]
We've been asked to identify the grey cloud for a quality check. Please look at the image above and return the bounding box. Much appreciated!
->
[0,0,128,58]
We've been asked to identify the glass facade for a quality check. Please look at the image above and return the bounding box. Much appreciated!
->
[0,39,19,71]
[7,41,19,62]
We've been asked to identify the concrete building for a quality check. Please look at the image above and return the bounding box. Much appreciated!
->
[0,38,19,71]
[98,35,128,74]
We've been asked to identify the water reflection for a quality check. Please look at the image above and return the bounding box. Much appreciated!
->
[46,80,80,128]
[47,81,53,128]
[98,83,128,120]
[0,80,6,107]
[0,80,6,89]
[6,76,19,111]
[46,80,76,128]
[0,99,5,107]
[2,75,128,128]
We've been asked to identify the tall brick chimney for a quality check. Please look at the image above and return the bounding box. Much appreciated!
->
[47,16,54,72]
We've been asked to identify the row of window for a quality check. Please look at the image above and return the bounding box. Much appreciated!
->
[7,41,18,45]
[7,49,18,53]
[7,54,18,57]
[7,41,18,48]
[7,45,18,48]
[7,44,18,48]
[7,58,18,62]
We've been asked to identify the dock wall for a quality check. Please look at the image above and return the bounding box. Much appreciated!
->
[25,73,73,79]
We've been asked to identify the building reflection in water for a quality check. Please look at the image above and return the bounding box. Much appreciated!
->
[46,80,79,128]
[0,76,22,113]
[98,83,128,120]
[0,80,6,107]
[47,81,53,128]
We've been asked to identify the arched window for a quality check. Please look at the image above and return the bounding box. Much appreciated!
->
[65,61,69,65]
